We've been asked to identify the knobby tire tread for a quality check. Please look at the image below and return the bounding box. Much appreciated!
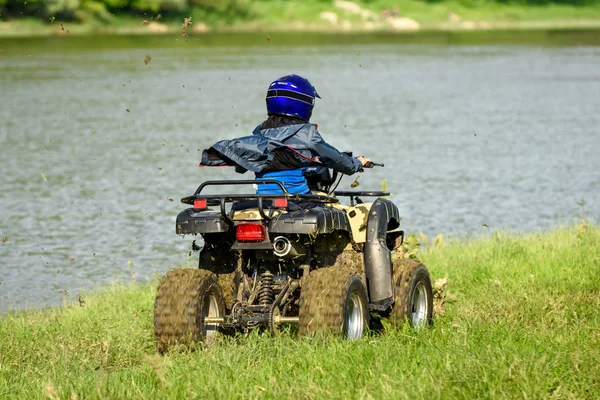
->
[391,258,433,327]
[154,268,221,354]
[299,268,363,337]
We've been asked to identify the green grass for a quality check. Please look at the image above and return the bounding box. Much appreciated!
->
[1,225,599,399]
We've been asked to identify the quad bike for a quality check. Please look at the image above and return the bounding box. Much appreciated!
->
[154,162,433,353]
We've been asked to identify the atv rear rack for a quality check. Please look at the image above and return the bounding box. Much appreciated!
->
[181,179,339,222]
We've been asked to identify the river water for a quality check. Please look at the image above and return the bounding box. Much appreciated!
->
[1,31,599,312]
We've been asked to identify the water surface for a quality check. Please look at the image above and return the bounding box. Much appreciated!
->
[1,31,599,312]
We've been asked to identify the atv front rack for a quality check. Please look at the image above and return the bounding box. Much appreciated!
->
[181,179,339,222]
[333,190,391,206]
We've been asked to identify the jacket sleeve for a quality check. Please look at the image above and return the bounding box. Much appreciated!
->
[308,129,363,175]
[200,145,235,167]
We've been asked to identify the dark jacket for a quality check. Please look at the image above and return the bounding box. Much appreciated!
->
[201,120,362,175]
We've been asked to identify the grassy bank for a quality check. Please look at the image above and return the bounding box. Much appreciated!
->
[1,225,599,398]
[2,0,600,37]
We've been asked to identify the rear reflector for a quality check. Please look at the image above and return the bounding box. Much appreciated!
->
[193,199,207,209]
[236,223,267,242]
[273,198,288,208]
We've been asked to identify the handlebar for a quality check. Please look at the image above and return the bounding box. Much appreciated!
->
[358,161,384,173]
[363,161,384,168]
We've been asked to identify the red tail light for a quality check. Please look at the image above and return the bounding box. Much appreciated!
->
[273,198,288,208]
[193,199,207,209]
[236,223,267,242]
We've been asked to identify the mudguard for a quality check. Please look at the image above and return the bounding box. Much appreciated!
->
[269,207,350,235]
[176,209,229,235]
[364,198,401,310]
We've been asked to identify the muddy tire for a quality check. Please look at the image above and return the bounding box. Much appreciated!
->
[216,271,238,312]
[154,269,225,354]
[391,258,433,328]
[299,268,369,339]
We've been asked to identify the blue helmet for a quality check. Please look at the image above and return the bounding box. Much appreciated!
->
[266,74,321,121]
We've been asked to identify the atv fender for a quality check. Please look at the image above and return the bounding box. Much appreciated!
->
[176,209,229,234]
[364,198,401,310]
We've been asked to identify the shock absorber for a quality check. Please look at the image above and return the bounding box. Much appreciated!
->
[258,271,274,306]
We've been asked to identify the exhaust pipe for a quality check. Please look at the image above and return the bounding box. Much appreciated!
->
[273,236,306,259]
[273,236,292,257]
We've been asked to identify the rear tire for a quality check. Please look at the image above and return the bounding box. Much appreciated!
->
[391,258,433,328]
[299,268,369,339]
[154,269,225,354]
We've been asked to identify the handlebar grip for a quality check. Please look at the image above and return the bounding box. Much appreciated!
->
[364,161,384,168]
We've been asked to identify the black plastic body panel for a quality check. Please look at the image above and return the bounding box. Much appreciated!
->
[176,208,230,235]
[363,198,401,308]
[176,206,350,236]
[268,207,350,235]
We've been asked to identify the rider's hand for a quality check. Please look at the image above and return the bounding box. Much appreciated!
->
[357,156,371,166]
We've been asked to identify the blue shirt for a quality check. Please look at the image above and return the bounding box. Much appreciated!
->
[255,168,310,194]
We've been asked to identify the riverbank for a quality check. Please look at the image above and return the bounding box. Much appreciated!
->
[1,225,598,398]
[1,0,600,38]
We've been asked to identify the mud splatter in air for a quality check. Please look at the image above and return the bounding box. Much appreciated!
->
[181,17,192,36]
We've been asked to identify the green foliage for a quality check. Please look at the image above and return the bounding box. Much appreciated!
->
[495,0,598,5]
[190,0,254,22]
[401,231,421,259]
[133,0,187,12]
[102,0,128,8]
[417,0,599,3]
[81,1,113,22]
[454,0,488,7]
[46,0,80,19]
[2,0,600,24]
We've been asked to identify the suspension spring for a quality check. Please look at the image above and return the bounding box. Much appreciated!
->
[258,271,274,306]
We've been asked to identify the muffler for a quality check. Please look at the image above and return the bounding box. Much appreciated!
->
[272,236,306,259]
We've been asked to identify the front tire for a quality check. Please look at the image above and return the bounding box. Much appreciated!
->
[154,269,225,354]
[391,258,433,328]
[299,268,369,339]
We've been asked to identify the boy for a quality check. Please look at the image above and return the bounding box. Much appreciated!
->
[201,74,370,194]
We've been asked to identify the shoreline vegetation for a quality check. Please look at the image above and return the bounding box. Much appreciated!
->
[1,0,600,38]
[1,225,598,398]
